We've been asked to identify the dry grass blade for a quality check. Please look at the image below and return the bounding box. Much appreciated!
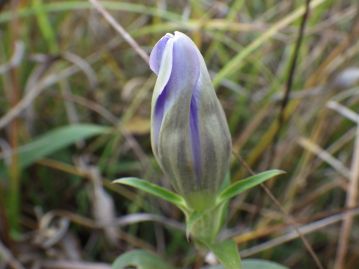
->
[88,0,149,63]
[0,41,24,74]
[40,260,111,269]
[0,61,73,130]
[270,0,312,166]
[240,207,359,258]
[234,152,324,269]
[333,106,359,269]
[327,101,359,123]
[0,50,102,130]
[212,0,327,87]
[0,240,26,269]
[62,51,98,88]
[87,166,119,246]
[298,137,351,179]
[37,209,185,232]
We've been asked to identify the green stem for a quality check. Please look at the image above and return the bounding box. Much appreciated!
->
[205,240,242,269]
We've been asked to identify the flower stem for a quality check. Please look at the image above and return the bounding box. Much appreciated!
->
[205,240,242,269]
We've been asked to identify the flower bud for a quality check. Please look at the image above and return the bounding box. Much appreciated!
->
[149,31,232,210]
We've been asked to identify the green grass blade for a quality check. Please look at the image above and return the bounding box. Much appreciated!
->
[0,1,180,24]
[212,0,327,87]
[1,124,110,170]
[217,170,284,204]
[32,0,58,53]
[113,177,187,211]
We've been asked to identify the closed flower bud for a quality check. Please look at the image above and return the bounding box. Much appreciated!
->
[149,31,232,210]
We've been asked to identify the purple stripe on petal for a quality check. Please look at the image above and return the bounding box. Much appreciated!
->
[189,81,202,187]
[153,85,168,146]
[151,37,175,147]
[149,33,173,74]
[169,32,203,187]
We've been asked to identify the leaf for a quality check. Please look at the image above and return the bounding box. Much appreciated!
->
[1,124,110,170]
[112,250,176,269]
[241,259,289,269]
[217,170,284,204]
[33,0,58,53]
[206,240,241,269]
[203,259,289,269]
[113,177,187,211]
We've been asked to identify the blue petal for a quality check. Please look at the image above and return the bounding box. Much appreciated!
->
[149,33,173,74]
[153,32,200,148]
[162,32,202,185]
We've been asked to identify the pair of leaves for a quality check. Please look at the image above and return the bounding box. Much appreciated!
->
[114,169,284,212]
[114,168,283,269]
[185,170,284,241]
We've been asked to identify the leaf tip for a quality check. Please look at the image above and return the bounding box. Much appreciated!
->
[112,177,128,184]
[274,169,286,175]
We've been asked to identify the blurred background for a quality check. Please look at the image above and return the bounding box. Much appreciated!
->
[1,0,359,268]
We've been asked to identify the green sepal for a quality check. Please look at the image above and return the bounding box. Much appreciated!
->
[113,177,188,212]
[216,170,284,205]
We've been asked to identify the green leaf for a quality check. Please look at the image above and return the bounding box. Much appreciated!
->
[217,170,284,204]
[32,0,59,53]
[1,124,110,170]
[203,259,289,269]
[206,240,242,269]
[112,250,176,269]
[113,177,187,211]
[241,259,289,269]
